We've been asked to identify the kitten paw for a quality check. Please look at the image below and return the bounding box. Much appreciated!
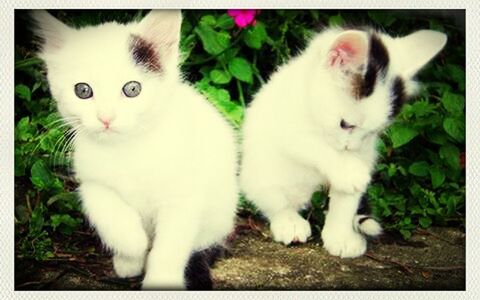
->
[142,272,185,290]
[113,254,145,278]
[270,211,312,245]
[102,222,149,258]
[321,227,367,258]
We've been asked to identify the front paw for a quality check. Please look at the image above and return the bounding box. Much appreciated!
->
[113,254,145,278]
[328,157,370,194]
[142,271,185,290]
[321,226,367,258]
[270,210,312,245]
[98,220,149,258]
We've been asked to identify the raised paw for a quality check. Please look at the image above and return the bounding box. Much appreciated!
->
[270,210,312,245]
[113,253,145,278]
[328,156,371,194]
[321,226,367,258]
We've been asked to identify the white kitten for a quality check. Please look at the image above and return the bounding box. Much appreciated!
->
[240,28,446,258]
[33,10,238,289]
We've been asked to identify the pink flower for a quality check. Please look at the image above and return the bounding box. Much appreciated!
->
[227,9,259,28]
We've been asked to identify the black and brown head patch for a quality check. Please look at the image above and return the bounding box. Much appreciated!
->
[129,34,162,73]
[351,33,389,99]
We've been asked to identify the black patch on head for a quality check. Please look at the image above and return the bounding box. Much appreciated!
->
[184,246,224,290]
[356,34,390,99]
[390,76,407,118]
[129,34,161,72]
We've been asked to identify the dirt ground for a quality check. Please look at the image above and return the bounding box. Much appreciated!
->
[15,217,465,290]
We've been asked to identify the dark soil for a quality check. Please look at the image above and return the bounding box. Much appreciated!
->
[15,217,465,290]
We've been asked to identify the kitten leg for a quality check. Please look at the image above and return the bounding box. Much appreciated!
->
[142,209,199,290]
[79,182,148,277]
[321,190,367,258]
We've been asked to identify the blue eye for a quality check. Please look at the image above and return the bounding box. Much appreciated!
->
[122,81,142,98]
[74,83,93,99]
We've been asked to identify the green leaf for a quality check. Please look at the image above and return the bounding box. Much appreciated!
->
[441,92,464,115]
[408,161,429,177]
[29,204,47,235]
[368,11,396,27]
[430,165,446,188]
[15,57,43,69]
[32,81,42,94]
[228,57,253,84]
[243,22,268,49]
[199,15,216,26]
[426,130,448,145]
[399,229,412,239]
[15,84,31,101]
[328,14,344,27]
[443,117,465,142]
[47,191,78,207]
[15,205,30,224]
[194,24,230,55]
[16,116,36,141]
[376,138,387,155]
[209,69,232,84]
[439,144,460,170]
[216,13,234,30]
[30,160,54,190]
[419,216,433,228]
[387,163,397,177]
[50,214,82,235]
[195,82,244,127]
[388,123,419,148]
[410,100,436,118]
[444,64,465,91]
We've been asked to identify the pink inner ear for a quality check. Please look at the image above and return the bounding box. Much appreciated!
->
[329,42,357,67]
[328,32,368,68]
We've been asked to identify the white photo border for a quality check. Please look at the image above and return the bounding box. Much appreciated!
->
[1,0,476,299]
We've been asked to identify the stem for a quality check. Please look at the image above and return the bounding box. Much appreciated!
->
[252,52,266,85]
[236,80,245,108]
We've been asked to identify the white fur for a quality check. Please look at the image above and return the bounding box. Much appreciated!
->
[33,10,238,289]
[354,216,383,236]
[240,28,446,258]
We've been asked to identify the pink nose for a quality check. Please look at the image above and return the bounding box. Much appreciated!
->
[98,117,112,129]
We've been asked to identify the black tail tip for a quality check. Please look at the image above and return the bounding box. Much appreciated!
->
[185,245,226,290]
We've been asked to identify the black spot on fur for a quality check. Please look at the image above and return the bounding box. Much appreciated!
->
[184,246,225,290]
[356,194,371,215]
[390,76,407,117]
[356,34,389,99]
[129,35,161,72]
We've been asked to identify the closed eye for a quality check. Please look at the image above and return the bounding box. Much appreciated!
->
[340,119,356,130]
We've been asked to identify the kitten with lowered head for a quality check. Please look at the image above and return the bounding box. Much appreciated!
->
[240,28,447,258]
[32,10,238,289]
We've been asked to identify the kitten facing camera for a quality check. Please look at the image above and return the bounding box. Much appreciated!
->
[32,10,239,289]
[240,28,447,258]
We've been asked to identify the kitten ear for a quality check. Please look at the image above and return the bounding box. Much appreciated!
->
[31,10,71,53]
[137,10,182,57]
[327,30,369,71]
[396,30,447,78]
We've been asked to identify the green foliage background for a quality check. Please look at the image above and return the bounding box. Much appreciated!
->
[15,10,465,260]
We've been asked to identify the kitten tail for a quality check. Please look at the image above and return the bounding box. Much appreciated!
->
[354,215,383,236]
